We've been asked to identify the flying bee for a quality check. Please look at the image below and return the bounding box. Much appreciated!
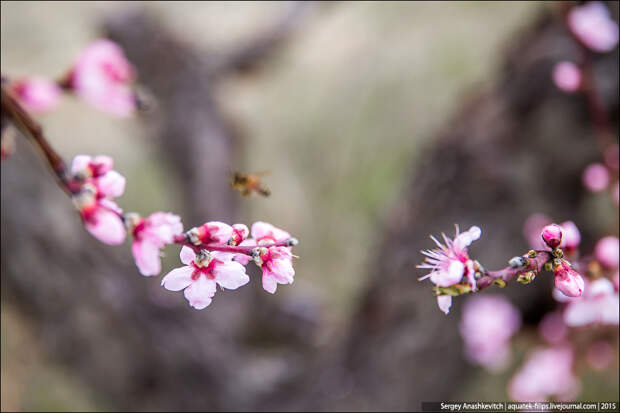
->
[231,170,271,197]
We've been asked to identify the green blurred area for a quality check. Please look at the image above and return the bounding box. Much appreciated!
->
[11,1,617,411]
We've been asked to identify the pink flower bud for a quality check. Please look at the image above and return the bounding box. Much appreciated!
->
[568,2,619,53]
[10,77,61,114]
[554,260,585,297]
[595,236,619,269]
[541,224,563,249]
[552,62,581,92]
[582,163,610,192]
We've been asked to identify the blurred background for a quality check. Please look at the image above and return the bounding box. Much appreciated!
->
[1,1,618,411]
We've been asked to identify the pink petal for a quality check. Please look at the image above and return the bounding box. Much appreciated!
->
[161,265,194,291]
[12,77,62,114]
[595,236,619,268]
[91,155,114,175]
[205,221,233,243]
[453,226,481,252]
[430,260,464,287]
[84,205,126,245]
[214,261,250,290]
[582,163,610,192]
[132,239,162,276]
[97,170,126,198]
[183,277,216,310]
[71,154,92,176]
[262,273,278,294]
[251,221,291,243]
[146,212,183,244]
[552,62,581,92]
[234,238,256,265]
[437,296,452,314]
[179,246,195,265]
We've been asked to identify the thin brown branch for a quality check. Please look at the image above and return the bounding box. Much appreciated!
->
[1,84,76,194]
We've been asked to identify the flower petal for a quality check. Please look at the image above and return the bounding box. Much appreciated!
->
[97,170,126,198]
[183,277,216,310]
[132,239,162,276]
[179,246,195,265]
[251,221,291,243]
[262,273,278,294]
[71,154,92,176]
[214,261,250,290]
[161,265,194,291]
[437,296,452,314]
[85,205,126,245]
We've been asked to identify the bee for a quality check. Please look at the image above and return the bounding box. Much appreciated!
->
[231,170,271,197]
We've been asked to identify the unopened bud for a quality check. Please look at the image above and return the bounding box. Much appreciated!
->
[286,237,299,246]
[541,224,563,249]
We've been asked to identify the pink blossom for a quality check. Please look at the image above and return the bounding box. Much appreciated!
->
[69,39,136,117]
[251,221,291,244]
[129,212,183,276]
[437,295,452,315]
[541,224,563,249]
[187,221,233,246]
[459,295,521,371]
[523,213,552,250]
[568,2,619,53]
[559,221,581,252]
[538,311,568,345]
[552,62,581,92]
[71,155,126,245]
[586,341,615,371]
[161,246,249,310]
[418,225,481,290]
[564,277,619,326]
[554,260,585,298]
[508,346,580,402]
[595,236,619,268]
[582,163,610,192]
[10,77,61,113]
[253,245,295,294]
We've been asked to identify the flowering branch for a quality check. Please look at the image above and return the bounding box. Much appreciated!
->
[2,39,300,311]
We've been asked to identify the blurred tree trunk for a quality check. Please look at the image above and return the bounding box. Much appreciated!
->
[328,8,619,411]
[1,4,618,412]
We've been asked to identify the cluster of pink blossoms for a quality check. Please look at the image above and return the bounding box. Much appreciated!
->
[68,155,297,310]
[6,39,136,116]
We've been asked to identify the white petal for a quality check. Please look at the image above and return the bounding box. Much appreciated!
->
[184,277,216,310]
[161,266,194,291]
[437,296,452,314]
[179,246,195,265]
[97,170,126,198]
[214,261,250,290]
[262,273,278,294]
[71,154,92,175]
